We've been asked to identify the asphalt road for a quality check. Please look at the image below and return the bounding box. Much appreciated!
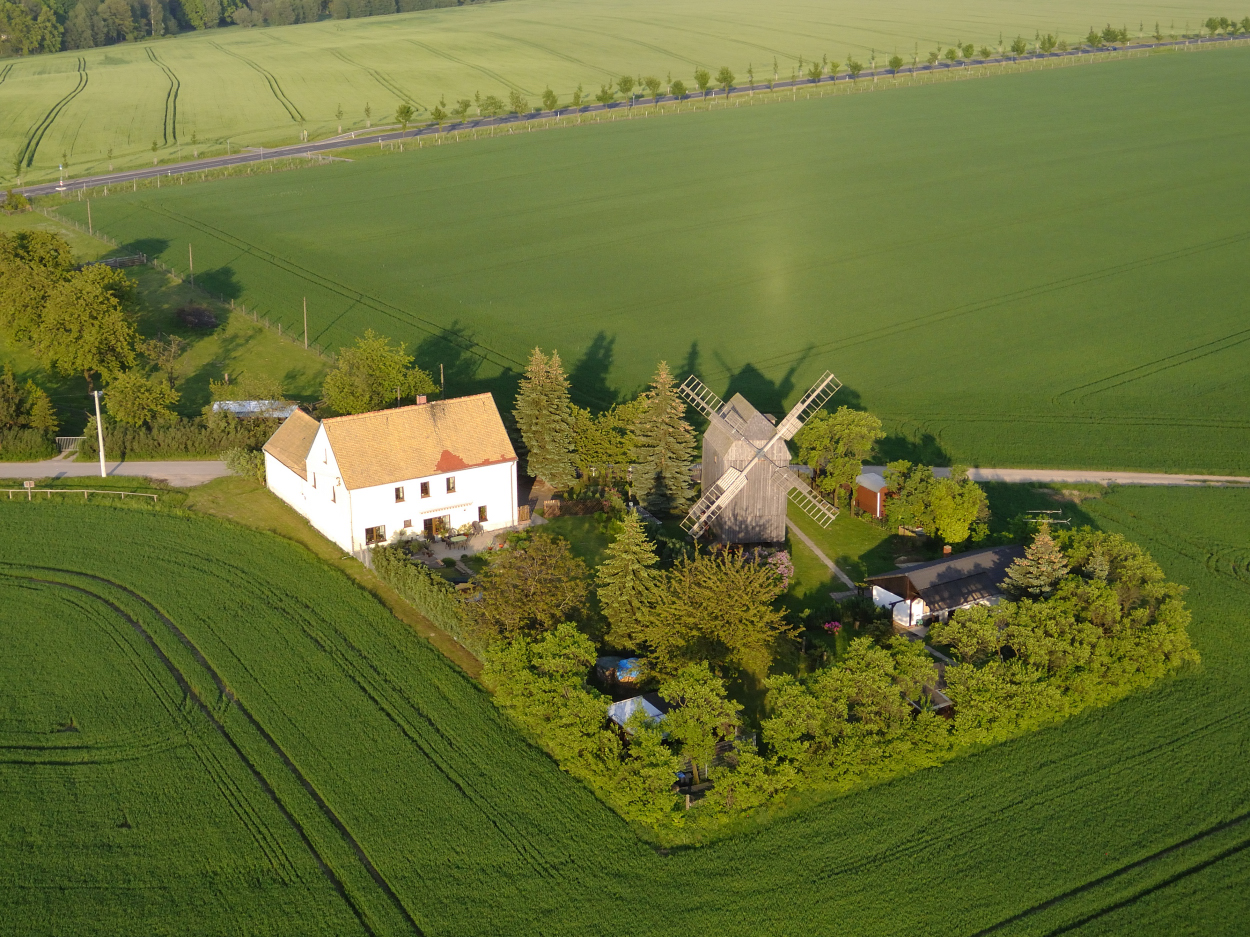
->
[13,35,1243,200]
[862,467,1250,486]
[0,459,230,487]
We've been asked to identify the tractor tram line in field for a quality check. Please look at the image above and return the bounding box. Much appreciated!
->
[2,563,423,937]
[145,47,181,147]
[17,57,88,172]
[210,41,305,124]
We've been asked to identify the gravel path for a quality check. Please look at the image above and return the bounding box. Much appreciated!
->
[0,459,229,487]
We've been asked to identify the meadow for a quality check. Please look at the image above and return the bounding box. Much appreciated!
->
[2,482,1249,934]
[56,47,1250,473]
[0,0,1226,183]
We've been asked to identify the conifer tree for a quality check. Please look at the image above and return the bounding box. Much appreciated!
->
[596,509,659,649]
[24,381,58,435]
[1004,523,1070,598]
[631,361,696,515]
[513,347,575,490]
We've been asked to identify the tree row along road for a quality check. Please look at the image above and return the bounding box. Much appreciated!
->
[12,35,1247,199]
[0,460,1247,489]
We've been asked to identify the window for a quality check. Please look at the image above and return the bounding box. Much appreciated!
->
[446,476,456,494]
[403,519,412,529]
[423,516,450,537]
[311,473,316,489]
[365,525,386,545]
[323,448,328,464]
[478,505,488,522]
[394,486,405,503]
[420,481,430,498]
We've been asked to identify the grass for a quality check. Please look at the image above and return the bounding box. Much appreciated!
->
[538,513,613,566]
[2,475,1249,933]
[0,210,327,437]
[0,0,1225,183]
[53,47,1250,473]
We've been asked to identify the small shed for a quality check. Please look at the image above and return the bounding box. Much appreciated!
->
[607,692,671,730]
[855,472,888,519]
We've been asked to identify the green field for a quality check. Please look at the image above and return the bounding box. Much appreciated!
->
[2,483,1249,934]
[0,0,1225,183]
[56,47,1250,472]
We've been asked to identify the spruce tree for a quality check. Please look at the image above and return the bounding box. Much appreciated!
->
[24,381,58,435]
[513,347,575,490]
[631,361,696,515]
[1004,524,1070,598]
[596,509,659,650]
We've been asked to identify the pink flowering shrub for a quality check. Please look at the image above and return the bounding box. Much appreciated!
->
[767,550,795,588]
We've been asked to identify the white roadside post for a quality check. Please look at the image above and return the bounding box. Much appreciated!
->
[92,390,106,478]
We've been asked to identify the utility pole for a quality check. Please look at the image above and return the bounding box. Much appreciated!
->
[303,297,308,349]
[440,363,444,397]
[92,390,106,478]
[188,243,194,288]
[87,199,92,235]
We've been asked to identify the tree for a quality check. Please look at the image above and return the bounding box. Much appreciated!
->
[454,98,472,120]
[1004,524,1070,598]
[105,370,179,427]
[1011,35,1028,56]
[888,54,904,74]
[927,472,988,543]
[364,102,372,126]
[640,549,793,677]
[571,397,644,474]
[25,381,58,434]
[944,46,957,62]
[322,329,436,415]
[479,95,505,117]
[596,510,659,650]
[542,88,558,111]
[642,75,662,101]
[669,79,687,99]
[805,61,822,81]
[659,662,741,784]
[470,532,591,641]
[431,105,447,124]
[513,347,576,489]
[616,75,635,102]
[594,83,615,106]
[0,364,22,429]
[694,67,711,97]
[0,230,74,342]
[509,90,528,114]
[847,58,864,79]
[792,406,884,504]
[630,361,696,515]
[35,264,138,391]
[138,334,186,390]
[715,65,735,95]
[571,84,584,107]
[395,103,414,132]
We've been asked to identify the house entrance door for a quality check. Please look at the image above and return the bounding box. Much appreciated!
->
[423,515,451,537]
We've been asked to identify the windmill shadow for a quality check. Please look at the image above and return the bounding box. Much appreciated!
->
[877,430,950,466]
[411,320,521,414]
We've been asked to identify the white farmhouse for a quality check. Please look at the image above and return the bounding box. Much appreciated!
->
[262,394,518,553]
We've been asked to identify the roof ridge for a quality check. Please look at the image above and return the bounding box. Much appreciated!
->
[321,393,492,425]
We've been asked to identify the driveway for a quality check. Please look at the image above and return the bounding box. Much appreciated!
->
[0,459,230,487]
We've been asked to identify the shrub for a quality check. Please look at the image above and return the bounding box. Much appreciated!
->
[0,428,56,460]
[222,447,265,483]
[80,412,277,460]
[371,545,480,655]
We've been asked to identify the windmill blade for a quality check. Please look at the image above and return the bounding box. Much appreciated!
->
[678,375,750,439]
[680,465,750,537]
[767,463,839,528]
[773,371,842,441]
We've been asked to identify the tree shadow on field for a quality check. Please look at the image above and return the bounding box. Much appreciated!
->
[196,265,243,301]
[877,430,950,466]
[412,320,521,414]
[568,331,618,412]
[123,237,169,260]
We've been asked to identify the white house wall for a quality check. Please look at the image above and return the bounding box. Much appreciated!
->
[346,460,517,548]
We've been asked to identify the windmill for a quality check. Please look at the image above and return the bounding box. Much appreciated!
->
[678,371,842,543]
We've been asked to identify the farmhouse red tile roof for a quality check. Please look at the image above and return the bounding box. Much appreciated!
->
[322,393,516,491]
[262,409,320,480]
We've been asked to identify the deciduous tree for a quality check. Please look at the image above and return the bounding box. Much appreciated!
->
[693,67,711,96]
[35,264,138,391]
[659,662,741,784]
[322,329,435,415]
[541,88,558,111]
[793,406,883,504]
[715,65,735,95]
[105,370,179,427]
[470,532,591,640]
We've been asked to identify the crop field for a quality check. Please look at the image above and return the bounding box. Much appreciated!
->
[2,485,1249,934]
[57,47,1250,473]
[0,0,1224,183]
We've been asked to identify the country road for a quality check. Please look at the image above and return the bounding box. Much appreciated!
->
[10,35,1243,199]
[0,459,229,487]
[860,467,1250,487]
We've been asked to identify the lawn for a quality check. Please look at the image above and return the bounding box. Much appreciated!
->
[0,210,327,436]
[2,480,1249,934]
[54,47,1250,473]
[0,0,1224,184]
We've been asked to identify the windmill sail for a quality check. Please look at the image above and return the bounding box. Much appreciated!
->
[680,465,751,537]
[774,371,842,440]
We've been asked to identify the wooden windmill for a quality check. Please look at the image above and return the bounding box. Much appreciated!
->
[678,372,842,543]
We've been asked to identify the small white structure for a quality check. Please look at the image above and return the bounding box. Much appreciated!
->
[262,394,518,554]
[212,399,299,419]
[607,693,671,730]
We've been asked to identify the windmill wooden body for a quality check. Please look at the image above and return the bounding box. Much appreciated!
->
[678,372,843,543]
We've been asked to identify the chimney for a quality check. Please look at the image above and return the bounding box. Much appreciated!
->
[415,395,427,405]
[943,545,952,555]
